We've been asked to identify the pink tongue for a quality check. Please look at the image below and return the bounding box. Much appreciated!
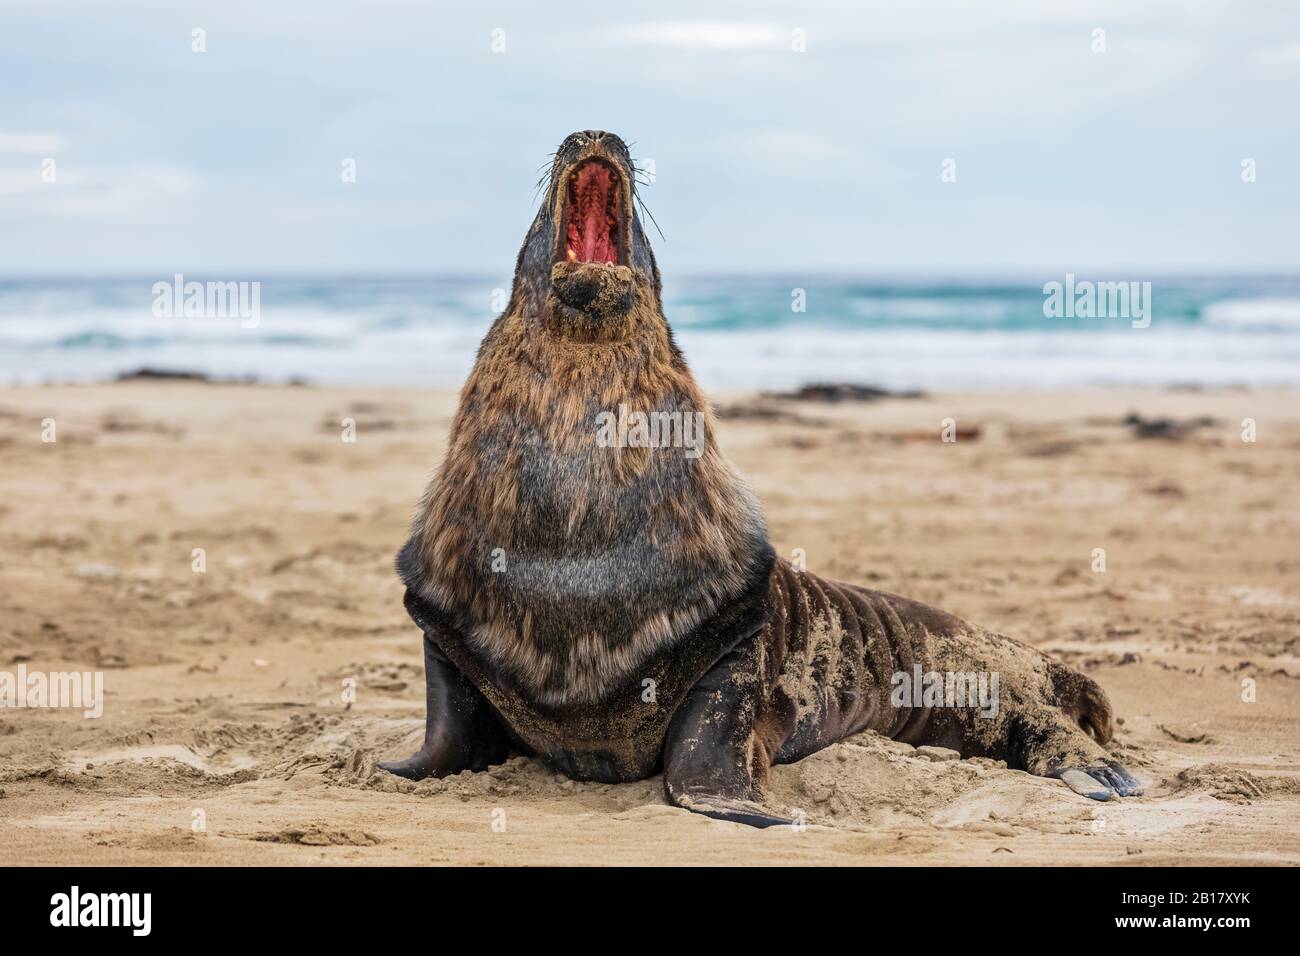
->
[581,205,605,262]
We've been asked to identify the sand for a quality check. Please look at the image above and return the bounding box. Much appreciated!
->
[0,382,1297,866]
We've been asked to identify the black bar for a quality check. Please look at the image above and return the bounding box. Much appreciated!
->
[1,866,1279,940]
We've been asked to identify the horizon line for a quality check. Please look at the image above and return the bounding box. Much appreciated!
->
[2,269,1300,284]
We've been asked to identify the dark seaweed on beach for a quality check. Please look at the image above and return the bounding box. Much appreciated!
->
[1122,412,1218,440]
[764,383,927,403]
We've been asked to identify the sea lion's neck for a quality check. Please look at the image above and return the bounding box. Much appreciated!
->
[405,279,770,705]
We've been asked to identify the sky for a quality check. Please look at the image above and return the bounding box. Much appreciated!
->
[1,0,1298,276]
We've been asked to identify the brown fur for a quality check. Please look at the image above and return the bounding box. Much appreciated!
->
[403,203,767,707]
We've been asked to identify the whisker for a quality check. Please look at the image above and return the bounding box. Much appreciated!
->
[634,193,665,242]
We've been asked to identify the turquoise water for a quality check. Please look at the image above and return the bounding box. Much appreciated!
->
[2,275,1299,389]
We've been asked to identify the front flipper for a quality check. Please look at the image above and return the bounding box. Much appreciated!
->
[662,644,791,829]
[1054,763,1144,801]
[672,793,792,829]
[377,628,511,780]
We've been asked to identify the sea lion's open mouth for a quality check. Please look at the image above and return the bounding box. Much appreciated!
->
[559,159,626,266]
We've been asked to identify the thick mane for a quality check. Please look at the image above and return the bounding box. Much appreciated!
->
[397,134,769,705]
[400,273,769,705]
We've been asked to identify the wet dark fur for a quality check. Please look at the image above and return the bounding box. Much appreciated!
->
[387,130,1138,824]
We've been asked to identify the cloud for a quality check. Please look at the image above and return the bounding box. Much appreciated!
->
[0,162,199,215]
[1258,43,1300,65]
[603,21,788,51]
[0,131,66,154]
[0,167,55,197]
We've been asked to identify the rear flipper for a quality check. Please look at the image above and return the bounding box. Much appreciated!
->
[1055,764,1144,801]
[1015,702,1144,802]
[662,645,791,829]
[377,629,512,780]
[1036,664,1144,801]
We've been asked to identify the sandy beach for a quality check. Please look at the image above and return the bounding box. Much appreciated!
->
[1,382,1297,866]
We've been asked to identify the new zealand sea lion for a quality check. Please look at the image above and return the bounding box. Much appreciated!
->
[381,130,1142,826]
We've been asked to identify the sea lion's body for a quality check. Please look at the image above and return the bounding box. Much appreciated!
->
[382,131,1140,824]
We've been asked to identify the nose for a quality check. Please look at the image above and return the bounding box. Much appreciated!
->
[581,130,606,143]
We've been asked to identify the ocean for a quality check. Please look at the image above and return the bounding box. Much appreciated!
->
[3,275,1299,391]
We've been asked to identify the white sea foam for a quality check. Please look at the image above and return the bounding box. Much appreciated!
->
[678,327,1300,391]
[1203,298,1300,328]
[3,278,1299,389]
